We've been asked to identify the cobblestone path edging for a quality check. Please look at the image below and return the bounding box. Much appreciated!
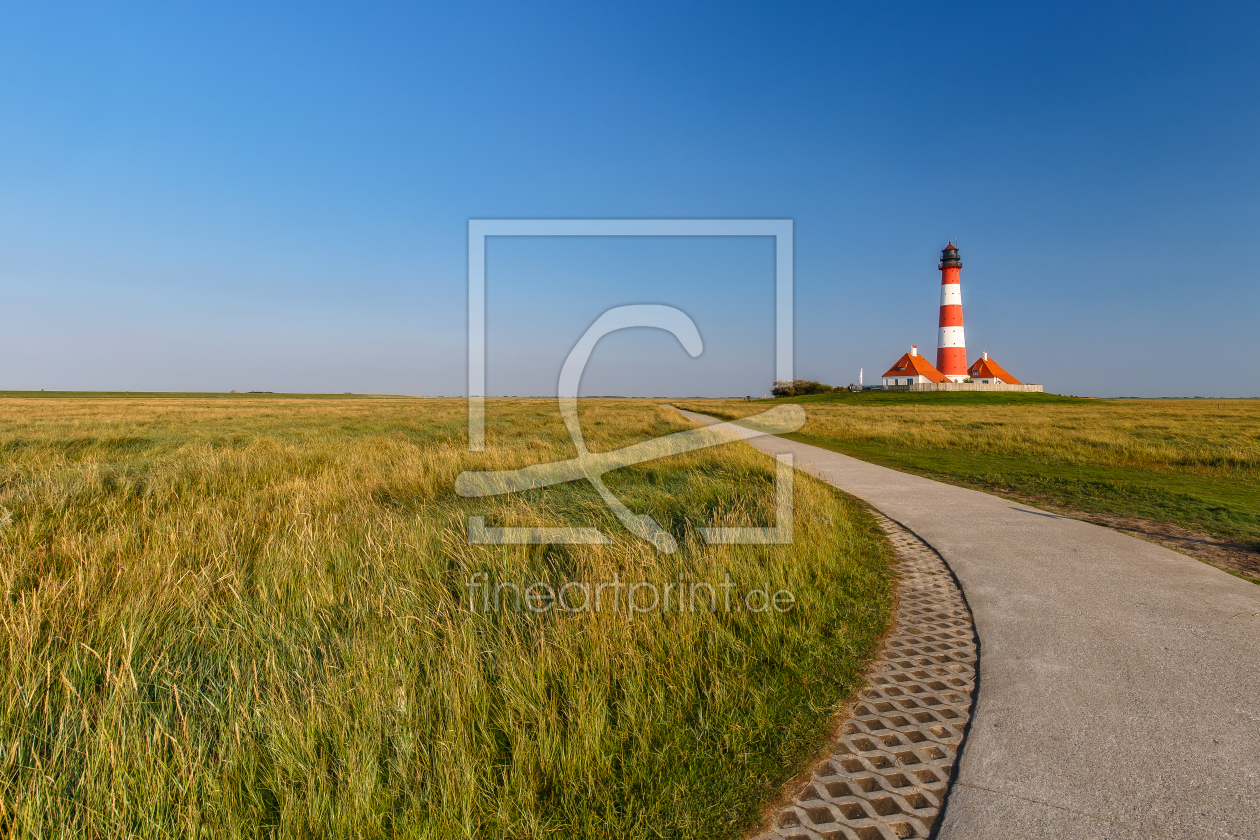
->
[753,512,978,840]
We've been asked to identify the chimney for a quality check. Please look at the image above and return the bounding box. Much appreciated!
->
[911,345,918,356]
[983,351,988,361]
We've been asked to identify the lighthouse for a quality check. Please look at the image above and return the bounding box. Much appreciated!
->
[936,242,968,382]
[877,241,1041,391]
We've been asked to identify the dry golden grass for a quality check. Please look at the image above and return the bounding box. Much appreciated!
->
[0,396,893,839]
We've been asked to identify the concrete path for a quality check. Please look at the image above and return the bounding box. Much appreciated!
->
[675,409,1260,839]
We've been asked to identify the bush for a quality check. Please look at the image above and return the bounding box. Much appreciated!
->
[771,379,835,398]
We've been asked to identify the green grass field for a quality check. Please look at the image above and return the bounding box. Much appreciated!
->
[676,393,1260,568]
[0,396,893,838]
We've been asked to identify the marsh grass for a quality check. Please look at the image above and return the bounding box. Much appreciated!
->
[0,397,893,838]
[678,397,1260,548]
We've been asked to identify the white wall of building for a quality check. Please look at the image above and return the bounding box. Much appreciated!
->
[882,374,936,387]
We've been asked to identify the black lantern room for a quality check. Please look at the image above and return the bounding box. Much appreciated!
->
[939,243,962,269]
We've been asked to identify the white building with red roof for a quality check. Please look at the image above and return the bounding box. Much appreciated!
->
[967,352,1022,385]
[881,345,949,387]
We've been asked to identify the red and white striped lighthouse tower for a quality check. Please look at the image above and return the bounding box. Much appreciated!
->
[936,242,968,382]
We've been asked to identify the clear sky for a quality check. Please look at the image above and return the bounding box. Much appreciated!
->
[1,1,1257,398]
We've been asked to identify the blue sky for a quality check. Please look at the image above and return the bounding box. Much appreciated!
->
[1,1,1256,397]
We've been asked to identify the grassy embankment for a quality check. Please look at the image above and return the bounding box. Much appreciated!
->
[0,396,893,838]
[675,391,1260,580]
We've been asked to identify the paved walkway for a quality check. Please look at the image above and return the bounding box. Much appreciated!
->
[675,409,1260,839]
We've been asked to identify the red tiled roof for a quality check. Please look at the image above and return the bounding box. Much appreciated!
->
[967,356,1022,384]
[882,352,949,383]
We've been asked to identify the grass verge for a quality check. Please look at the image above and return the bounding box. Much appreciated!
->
[675,395,1260,579]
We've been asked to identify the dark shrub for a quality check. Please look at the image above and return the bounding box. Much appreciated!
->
[771,379,835,397]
